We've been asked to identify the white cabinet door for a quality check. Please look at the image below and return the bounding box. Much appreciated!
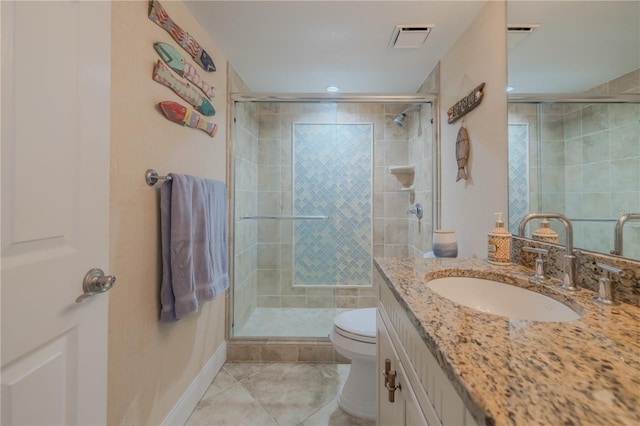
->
[377,312,429,426]
[1,1,111,425]
[403,370,429,426]
[377,312,405,426]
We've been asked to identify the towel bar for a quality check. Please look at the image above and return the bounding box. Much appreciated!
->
[145,169,173,186]
[240,215,329,220]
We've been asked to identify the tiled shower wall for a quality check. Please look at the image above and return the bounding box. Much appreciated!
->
[232,99,259,331]
[508,68,640,259]
[508,123,531,233]
[408,68,438,257]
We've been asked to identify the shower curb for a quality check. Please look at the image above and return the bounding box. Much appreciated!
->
[227,339,350,364]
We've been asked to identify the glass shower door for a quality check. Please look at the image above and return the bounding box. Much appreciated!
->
[231,113,373,338]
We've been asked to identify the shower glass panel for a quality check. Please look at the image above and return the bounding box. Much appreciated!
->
[508,101,640,260]
[231,101,378,339]
[230,99,434,340]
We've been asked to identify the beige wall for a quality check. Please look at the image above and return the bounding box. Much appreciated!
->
[109,2,227,424]
[439,0,508,258]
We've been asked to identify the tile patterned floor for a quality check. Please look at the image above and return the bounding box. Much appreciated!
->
[186,362,376,426]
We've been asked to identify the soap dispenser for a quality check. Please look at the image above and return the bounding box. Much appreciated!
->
[532,219,559,244]
[487,212,512,265]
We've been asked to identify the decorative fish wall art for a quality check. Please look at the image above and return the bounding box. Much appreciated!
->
[447,82,485,124]
[154,42,216,99]
[153,60,215,116]
[159,101,217,137]
[148,0,216,72]
[456,126,469,182]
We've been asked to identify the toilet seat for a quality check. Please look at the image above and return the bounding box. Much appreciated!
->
[333,308,376,344]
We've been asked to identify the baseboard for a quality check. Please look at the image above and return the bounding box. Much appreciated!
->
[161,341,227,426]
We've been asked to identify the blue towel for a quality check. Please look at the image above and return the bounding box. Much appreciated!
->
[160,173,229,321]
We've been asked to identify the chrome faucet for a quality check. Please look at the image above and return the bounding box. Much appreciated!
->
[522,246,548,281]
[593,262,622,305]
[611,213,640,256]
[518,213,578,291]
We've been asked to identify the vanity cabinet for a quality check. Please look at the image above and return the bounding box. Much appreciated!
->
[375,269,478,426]
[377,311,429,426]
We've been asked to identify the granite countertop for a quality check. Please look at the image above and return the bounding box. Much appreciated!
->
[374,257,640,426]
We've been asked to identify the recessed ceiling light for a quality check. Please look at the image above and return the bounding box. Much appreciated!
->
[326,86,340,93]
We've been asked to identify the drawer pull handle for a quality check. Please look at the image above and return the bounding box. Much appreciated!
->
[386,370,401,402]
[382,358,391,386]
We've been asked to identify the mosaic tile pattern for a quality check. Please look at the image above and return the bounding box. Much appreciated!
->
[293,124,373,286]
[508,124,529,234]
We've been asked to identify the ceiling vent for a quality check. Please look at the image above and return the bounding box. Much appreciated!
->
[507,24,540,49]
[390,25,433,48]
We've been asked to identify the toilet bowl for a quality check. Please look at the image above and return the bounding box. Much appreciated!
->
[329,307,377,421]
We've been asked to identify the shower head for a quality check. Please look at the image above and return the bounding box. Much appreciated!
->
[393,105,421,127]
[394,113,407,127]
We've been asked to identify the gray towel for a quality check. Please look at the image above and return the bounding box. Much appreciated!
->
[160,174,229,321]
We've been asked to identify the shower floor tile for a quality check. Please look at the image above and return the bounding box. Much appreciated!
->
[234,308,351,338]
[186,362,375,426]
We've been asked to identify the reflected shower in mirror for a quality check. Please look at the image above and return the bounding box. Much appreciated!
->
[508,96,640,261]
[507,1,640,260]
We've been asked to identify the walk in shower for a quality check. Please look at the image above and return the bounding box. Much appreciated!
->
[508,94,640,261]
[230,97,435,339]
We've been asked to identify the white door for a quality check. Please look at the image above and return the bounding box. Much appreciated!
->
[1,1,111,425]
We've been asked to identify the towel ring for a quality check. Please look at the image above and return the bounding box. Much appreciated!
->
[145,169,173,186]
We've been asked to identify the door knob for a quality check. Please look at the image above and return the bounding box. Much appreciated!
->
[76,268,116,303]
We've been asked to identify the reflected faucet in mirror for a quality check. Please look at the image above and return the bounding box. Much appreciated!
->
[611,213,640,257]
[518,212,578,291]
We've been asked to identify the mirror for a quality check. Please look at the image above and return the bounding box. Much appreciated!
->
[507,1,640,261]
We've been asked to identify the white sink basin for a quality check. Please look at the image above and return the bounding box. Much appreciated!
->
[427,277,581,322]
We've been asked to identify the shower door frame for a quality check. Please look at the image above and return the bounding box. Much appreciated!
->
[227,93,439,343]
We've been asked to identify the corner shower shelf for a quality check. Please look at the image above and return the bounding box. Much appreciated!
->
[389,165,415,193]
[389,165,415,175]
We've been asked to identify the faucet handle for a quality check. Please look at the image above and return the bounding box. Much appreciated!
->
[523,247,548,281]
[594,262,622,305]
[523,246,548,255]
[597,262,622,276]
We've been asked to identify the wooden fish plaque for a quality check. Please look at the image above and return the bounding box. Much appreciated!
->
[148,0,216,72]
[154,42,216,99]
[447,82,485,124]
[159,101,217,137]
[153,60,215,116]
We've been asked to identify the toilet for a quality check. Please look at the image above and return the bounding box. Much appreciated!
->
[330,307,377,421]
